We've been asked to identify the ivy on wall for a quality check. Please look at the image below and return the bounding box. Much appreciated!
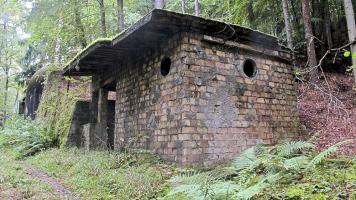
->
[36,67,90,146]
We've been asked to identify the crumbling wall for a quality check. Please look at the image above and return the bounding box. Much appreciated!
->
[25,68,46,119]
[113,32,300,166]
[179,33,300,166]
[66,101,90,147]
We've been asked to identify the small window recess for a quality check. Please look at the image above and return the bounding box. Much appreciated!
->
[160,57,171,76]
[241,59,257,78]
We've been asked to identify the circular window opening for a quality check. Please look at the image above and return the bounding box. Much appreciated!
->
[160,57,171,76]
[242,59,257,78]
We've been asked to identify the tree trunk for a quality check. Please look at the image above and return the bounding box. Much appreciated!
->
[343,0,356,86]
[246,0,256,29]
[13,88,19,114]
[98,0,107,37]
[181,0,186,14]
[73,0,87,48]
[302,0,318,83]
[282,0,294,50]
[154,0,165,9]
[195,0,200,16]
[117,0,125,32]
[323,0,333,49]
[2,22,8,121]
[4,65,9,121]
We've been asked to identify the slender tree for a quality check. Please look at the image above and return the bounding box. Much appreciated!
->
[323,0,333,50]
[2,21,9,119]
[98,0,107,37]
[117,0,125,32]
[154,0,165,9]
[282,0,293,50]
[73,0,87,48]
[343,0,356,86]
[181,0,186,14]
[302,0,318,83]
[195,0,200,16]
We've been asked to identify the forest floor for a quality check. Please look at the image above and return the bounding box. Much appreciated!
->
[0,148,62,200]
[0,73,355,200]
[298,73,356,155]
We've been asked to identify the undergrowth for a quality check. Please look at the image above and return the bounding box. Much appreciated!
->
[163,140,356,200]
[0,143,59,199]
[0,116,57,158]
[1,117,355,199]
[27,148,176,200]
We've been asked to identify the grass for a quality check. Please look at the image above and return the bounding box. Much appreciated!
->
[261,158,356,199]
[1,116,355,200]
[0,147,59,199]
[27,148,176,199]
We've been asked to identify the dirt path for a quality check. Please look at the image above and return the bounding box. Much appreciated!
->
[23,164,81,200]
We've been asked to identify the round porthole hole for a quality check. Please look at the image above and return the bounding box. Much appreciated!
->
[242,59,257,78]
[160,57,171,76]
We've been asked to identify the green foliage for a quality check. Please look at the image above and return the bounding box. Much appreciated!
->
[277,141,315,156]
[308,139,354,168]
[0,147,58,199]
[164,140,355,200]
[0,116,57,158]
[27,148,173,200]
[36,73,89,146]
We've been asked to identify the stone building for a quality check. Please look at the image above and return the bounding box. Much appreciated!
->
[63,9,300,166]
[22,67,47,119]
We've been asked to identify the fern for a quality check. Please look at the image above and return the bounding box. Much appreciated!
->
[210,181,240,199]
[277,141,315,157]
[165,140,354,200]
[283,156,309,170]
[235,173,282,200]
[232,147,258,170]
[308,139,354,168]
[167,184,205,200]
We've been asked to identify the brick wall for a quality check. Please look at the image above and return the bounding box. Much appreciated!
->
[179,33,300,166]
[114,34,186,163]
[113,32,300,166]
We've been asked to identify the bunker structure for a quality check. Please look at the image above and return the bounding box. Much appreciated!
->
[63,9,300,166]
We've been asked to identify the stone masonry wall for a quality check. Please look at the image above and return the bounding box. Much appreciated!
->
[178,33,300,166]
[114,33,187,163]
[113,32,300,166]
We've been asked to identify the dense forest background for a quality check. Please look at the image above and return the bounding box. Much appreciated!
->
[0,0,355,115]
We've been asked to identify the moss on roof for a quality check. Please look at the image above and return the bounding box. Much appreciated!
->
[63,9,281,75]
[64,32,125,70]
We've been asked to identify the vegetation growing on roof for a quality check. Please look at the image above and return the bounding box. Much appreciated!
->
[36,74,89,147]
[64,31,126,70]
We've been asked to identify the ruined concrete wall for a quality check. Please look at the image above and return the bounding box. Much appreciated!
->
[25,83,43,119]
[179,33,300,166]
[66,101,90,147]
[113,32,300,166]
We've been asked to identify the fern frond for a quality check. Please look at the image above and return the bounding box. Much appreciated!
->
[284,156,309,170]
[235,172,282,200]
[166,184,205,200]
[308,139,355,168]
[232,147,258,170]
[169,170,204,186]
[210,181,240,199]
[277,141,315,157]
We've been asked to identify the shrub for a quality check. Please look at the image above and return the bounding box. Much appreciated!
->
[0,115,57,158]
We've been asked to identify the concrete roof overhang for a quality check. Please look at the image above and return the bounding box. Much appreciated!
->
[63,9,291,76]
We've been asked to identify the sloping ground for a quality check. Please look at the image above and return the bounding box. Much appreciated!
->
[298,73,356,155]
[0,149,60,200]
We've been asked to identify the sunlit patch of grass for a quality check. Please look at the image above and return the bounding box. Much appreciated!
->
[27,148,176,200]
[0,148,59,200]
